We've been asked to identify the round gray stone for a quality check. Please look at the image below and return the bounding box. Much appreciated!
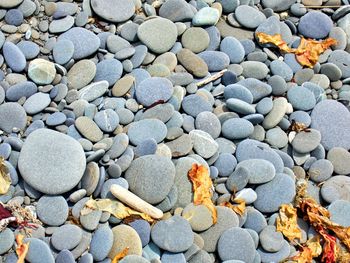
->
[90,226,113,261]
[18,128,86,194]
[151,215,194,253]
[259,226,284,252]
[321,176,350,203]
[125,154,175,204]
[128,119,167,146]
[0,102,27,133]
[91,0,135,23]
[291,129,321,154]
[329,200,350,227]
[235,5,266,29]
[222,118,254,140]
[36,195,69,226]
[3,41,26,72]
[53,39,74,65]
[94,109,119,132]
[51,224,83,250]
[23,92,51,115]
[25,238,55,263]
[236,159,276,184]
[298,11,333,39]
[0,228,14,254]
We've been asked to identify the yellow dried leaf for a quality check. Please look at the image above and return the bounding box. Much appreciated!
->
[0,157,11,195]
[15,234,29,263]
[219,198,246,216]
[111,247,129,263]
[290,236,322,263]
[256,32,337,68]
[276,204,302,241]
[188,164,217,224]
[81,198,154,223]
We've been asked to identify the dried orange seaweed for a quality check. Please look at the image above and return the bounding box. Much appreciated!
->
[276,204,302,241]
[219,197,246,216]
[290,236,322,263]
[81,198,154,223]
[15,234,29,263]
[111,247,129,263]
[256,32,337,68]
[188,164,217,224]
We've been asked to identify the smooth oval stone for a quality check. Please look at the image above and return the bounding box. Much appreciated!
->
[46,112,66,126]
[270,60,293,81]
[321,176,350,203]
[91,0,135,22]
[90,226,113,261]
[67,59,96,90]
[125,154,175,204]
[182,94,212,117]
[220,37,245,64]
[137,17,177,54]
[0,228,14,254]
[236,139,284,173]
[222,118,254,140]
[0,0,23,8]
[109,225,142,258]
[195,111,221,139]
[51,224,83,250]
[58,27,100,59]
[182,27,210,53]
[262,97,288,129]
[151,215,194,253]
[177,48,209,78]
[236,159,276,184]
[200,206,239,252]
[189,129,219,158]
[49,15,74,33]
[94,59,123,86]
[311,100,350,150]
[198,51,230,71]
[327,147,350,175]
[329,200,350,227]
[182,203,213,231]
[237,78,272,103]
[6,81,37,101]
[192,7,220,26]
[56,250,76,263]
[226,98,256,115]
[218,227,256,263]
[53,39,74,65]
[261,0,295,11]
[298,11,333,39]
[3,41,26,72]
[16,41,39,60]
[291,129,321,154]
[28,59,56,85]
[129,220,151,247]
[259,225,284,252]
[241,61,269,80]
[235,5,266,29]
[254,173,296,213]
[287,86,316,111]
[18,128,86,194]
[36,195,69,226]
[0,102,27,133]
[75,116,103,143]
[257,240,290,263]
[159,0,194,22]
[128,119,167,146]
[309,159,333,183]
[328,50,350,79]
[93,109,119,132]
[224,84,253,104]
[25,238,55,263]
[135,77,174,107]
[23,92,51,115]
[78,81,108,102]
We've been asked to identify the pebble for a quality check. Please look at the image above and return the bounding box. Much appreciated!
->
[58,27,100,59]
[327,147,350,175]
[311,100,350,150]
[226,98,256,115]
[222,118,254,140]
[241,61,269,80]
[329,200,350,227]
[192,7,220,26]
[0,228,14,254]
[195,111,221,139]
[135,77,173,107]
[321,175,350,203]
[109,225,142,259]
[125,154,175,204]
[53,39,75,65]
[91,0,135,22]
[56,250,76,263]
[182,28,210,53]
[75,116,103,142]
[17,41,40,60]
[235,5,266,29]
[262,97,288,129]
[259,225,284,252]
[89,226,114,261]
[67,59,96,90]
[94,59,123,86]
[137,17,177,54]
[0,102,27,133]
[25,238,55,263]
[128,119,167,146]
[18,128,86,194]
[254,173,296,213]
[220,37,245,64]
[3,41,26,72]
[257,240,290,263]
[177,49,208,78]
[93,109,119,132]
[23,92,51,115]
[224,84,253,103]
[298,11,333,39]
[287,86,316,111]
[291,129,321,153]
[36,195,69,226]
[151,215,194,253]
[51,224,83,250]
[28,59,56,85]
[218,227,256,263]
[189,129,219,158]
[129,220,151,247]
[236,159,276,184]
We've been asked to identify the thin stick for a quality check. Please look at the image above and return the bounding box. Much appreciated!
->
[305,5,341,8]
[196,69,227,87]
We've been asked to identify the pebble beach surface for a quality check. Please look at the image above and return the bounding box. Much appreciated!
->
[0,0,350,262]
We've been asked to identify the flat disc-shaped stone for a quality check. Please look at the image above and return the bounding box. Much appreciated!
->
[91,0,135,23]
